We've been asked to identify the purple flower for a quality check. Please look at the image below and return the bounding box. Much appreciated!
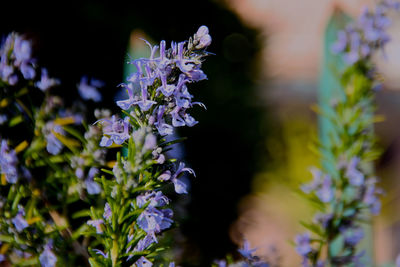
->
[35,68,59,91]
[171,107,186,127]
[0,61,13,82]
[194,25,212,49]
[87,219,104,234]
[103,203,111,221]
[395,254,400,267]
[135,256,153,267]
[154,106,173,136]
[314,213,333,229]
[137,207,173,234]
[136,191,169,209]
[45,132,63,155]
[20,61,35,80]
[85,178,101,195]
[143,134,157,151]
[77,76,103,102]
[215,260,227,267]
[238,240,257,259]
[135,85,157,112]
[98,116,130,147]
[0,140,18,184]
[12,213,28,232]
[171,162,195,194]
[342,227,364,246]
[158,170,171,181]
[333,1,399,64]
[302,168,333,203]
[133,234,157,252]
[93,249,108,259]
[331,30,347,54]
[156,73,176,97]
[345,157,364,186]
[316,175,333,203]
[295,233,312,256]
[39,246,57,267]
[0,115,7,125]
[116,83,136,110]
[13,36,32,66]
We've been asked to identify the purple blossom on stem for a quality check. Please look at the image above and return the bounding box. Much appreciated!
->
[136,191,169,209]
[35,68,59,91]
[342,227,364,246]
[116,83,136,110]
[20,61,35,80]
[77,76,103,102]
[12,211,28,232]
[301,167,333,203]
[85,167,101,195]
[332,1,400,63]
[238,240,257,259]
[345,157,364,186]
[133,234,157,252]
[98,116,130,147]
[137,207,173,235]
[39,245,57,267]
[93,249,108,259]
[13,36,32,66]
[171,162,195,194]
[154,105,173,136]
[87,219,104,234]
[103,203,111,221]
[135,256,153,267]
[0,140,18,184]
[295,233,312,256]
[43,123,64,155]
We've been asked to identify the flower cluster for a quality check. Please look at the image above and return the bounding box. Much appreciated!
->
[101,25,211,143]
[86,26,211,266]
[297,159,381,266]
[0,32,109,266]
[332,0,400,64]
[295,1,399,266]
[0,33,36,85]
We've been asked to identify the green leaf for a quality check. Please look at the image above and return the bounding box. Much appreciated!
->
[71,223,90,240]
[9,115,24,127]
[329,234,344,257]
[72,209,91,219]
[0,235,14,243]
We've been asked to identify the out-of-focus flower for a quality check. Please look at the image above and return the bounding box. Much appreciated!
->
[35,68,59,91]
[39,245,57,267]
[77,76,103,102]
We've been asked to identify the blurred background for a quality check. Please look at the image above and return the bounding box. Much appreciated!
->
[1,0,400,266]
